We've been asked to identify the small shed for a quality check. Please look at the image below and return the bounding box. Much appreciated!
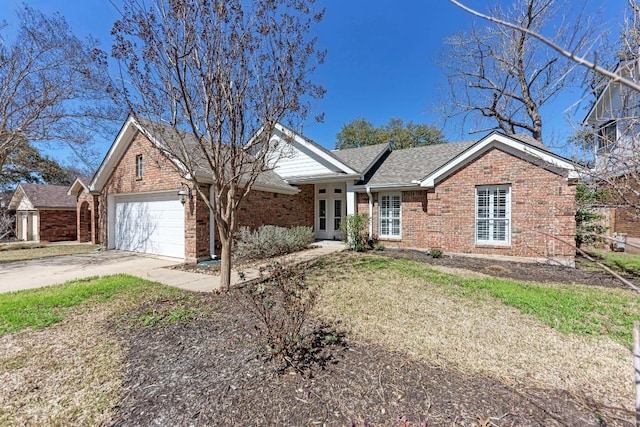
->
[9,183,77,242]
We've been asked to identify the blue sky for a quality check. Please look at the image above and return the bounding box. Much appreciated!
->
[1,0,629,164]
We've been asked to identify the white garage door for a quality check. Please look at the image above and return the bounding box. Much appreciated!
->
[114,193,185,258]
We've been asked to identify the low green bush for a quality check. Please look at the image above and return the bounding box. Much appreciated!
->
[429,248,443,258]
[340,213,370,252]
[234,225,315,260]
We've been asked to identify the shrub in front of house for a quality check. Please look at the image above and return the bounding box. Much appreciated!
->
[429,248,443,258]
[234,225,315,260]
[340,213,370,252]
[236,262,319,370]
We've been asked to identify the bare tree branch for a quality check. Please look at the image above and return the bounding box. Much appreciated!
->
[112,0,325,289]
[449,0,640,93]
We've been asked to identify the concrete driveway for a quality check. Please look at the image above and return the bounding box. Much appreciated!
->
[0,250,217,294]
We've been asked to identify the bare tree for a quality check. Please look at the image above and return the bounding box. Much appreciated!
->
[448,0,640,94]
[0,5,121,175]
[111,0,325,289]
[440,0,593,143]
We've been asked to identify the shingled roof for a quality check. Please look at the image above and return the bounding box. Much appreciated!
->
[134,117,298,193]
[362,141,476,186]
[10,184,77,210]
[332,143,390,174]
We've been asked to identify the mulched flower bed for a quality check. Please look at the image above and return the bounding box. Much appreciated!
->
[172,245,636,289]
[108,292,631,427]
[379,248,636,289]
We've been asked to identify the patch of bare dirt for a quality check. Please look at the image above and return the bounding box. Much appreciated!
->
[380,248,636,289]
[109,292,632,426]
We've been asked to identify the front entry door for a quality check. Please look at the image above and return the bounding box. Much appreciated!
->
[315,184,345,240]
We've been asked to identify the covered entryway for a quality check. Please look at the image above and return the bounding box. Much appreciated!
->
[113,192,185,258]
[17,212,37,241]
[78,201,92,243]
[315,183,346,240]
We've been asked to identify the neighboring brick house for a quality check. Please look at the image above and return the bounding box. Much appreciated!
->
[78,116,578,265]
[9,183,77,242]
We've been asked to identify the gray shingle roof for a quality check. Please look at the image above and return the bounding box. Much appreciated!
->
[135,117,297,192]
[19,184,77,209]
[510,133,546,149]
[363,141,476,186]
[332,143,389,174]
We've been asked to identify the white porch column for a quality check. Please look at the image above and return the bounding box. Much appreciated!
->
[346,181,357,216]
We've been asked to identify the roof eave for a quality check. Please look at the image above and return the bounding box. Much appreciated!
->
[192,170,299,195]
[273,123,360,175]
[67,178,89,196]
[285,173,361,184]
[420,133,578,188]
[352,183,420,192]
[359,143,393,178]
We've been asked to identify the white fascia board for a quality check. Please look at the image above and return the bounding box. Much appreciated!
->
[273,123,359,175]
[252,183,300,195]
[420,133,578,188]
[192,170,299,195]
[8,186,25,210]
[67,178,89,196]
[132,119,188,176]
[351,183,419,192]
[285,173,361,184]
[90,116,188,192]
[90,115,138,192]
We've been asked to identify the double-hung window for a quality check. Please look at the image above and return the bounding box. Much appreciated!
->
[597,121,617,152]
[476,185,510,245]
[379,193,401,238]
[135,155,143,179]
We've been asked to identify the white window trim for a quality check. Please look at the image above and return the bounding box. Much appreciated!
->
[378,192,402,239]
[475,185,511,246]
[136,154,143,178]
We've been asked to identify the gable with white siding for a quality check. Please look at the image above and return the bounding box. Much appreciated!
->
[266,124,359,180]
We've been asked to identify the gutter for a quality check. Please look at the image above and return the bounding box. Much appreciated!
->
[352,183,419,192]
[366,186,373,239]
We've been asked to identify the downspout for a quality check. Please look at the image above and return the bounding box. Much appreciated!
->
[366,186,373,239]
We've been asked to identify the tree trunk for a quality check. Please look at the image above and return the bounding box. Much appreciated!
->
[219,232,232,291]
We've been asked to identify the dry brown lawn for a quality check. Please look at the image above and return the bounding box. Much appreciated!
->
[311,252,634,414]
[0,251,636,425]
[0,243,100,263]
[0,294,146,426]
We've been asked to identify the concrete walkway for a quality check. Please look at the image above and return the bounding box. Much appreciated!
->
[0,242,345,294]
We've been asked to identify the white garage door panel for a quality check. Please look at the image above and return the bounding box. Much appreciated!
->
[114,194,185,258]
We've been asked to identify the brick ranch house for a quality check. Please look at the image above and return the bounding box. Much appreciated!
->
[9,183,77,242]
[71,116,579,265]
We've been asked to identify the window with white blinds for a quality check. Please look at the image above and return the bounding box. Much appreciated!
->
[476,185,510,245]
[379,193,401,238]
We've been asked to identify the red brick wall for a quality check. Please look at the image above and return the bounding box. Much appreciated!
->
[98,130,313,261]
[76,189,99,243]
[357,148,576,264]
[613,207,640,237]
[236,184,314,230]
[185,184,212,261]
[39,209,77,242]
[99,131,195,258]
